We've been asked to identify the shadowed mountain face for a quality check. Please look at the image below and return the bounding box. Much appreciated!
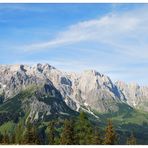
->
[0,63,148,120]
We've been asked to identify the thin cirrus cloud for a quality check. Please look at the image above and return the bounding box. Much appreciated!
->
[24,13,139,51]
[23,6,148,60]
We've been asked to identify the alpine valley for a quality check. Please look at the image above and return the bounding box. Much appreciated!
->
[0,63,148,144]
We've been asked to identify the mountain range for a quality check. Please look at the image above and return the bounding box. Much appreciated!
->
[0,63,148,121]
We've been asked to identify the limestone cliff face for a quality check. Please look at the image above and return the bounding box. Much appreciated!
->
[0,64,148,115]
[115,81,148,111]
[66,70,123,113]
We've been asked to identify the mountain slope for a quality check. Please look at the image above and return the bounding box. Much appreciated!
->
[0,83,77,125]
[0,63,148,116]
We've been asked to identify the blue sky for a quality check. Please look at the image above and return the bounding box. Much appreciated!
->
[0,3,148,85]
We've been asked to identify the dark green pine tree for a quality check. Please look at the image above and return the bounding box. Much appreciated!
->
[15,121,24,144]
[75,111,94,145]
[23,119,34,144]
[91,127,102,144]
[2,130,10,144]
[126,132,136,145]
[24,123,41,145]
[48,121,55,145]
[103,120,117,145]
[32,125,41,144]
[60,119,76,145]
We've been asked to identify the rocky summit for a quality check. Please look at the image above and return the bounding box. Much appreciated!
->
[0,63,148,120]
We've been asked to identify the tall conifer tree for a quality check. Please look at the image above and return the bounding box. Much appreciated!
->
[92,127,102,144]
[15,121,24,144]
[126,132,136,145]
[48,121,55,145]
[103,120,117,145]
[60,119,76,145]
[23,119,34,144]
[75,111,94,144]
[2,130,9,144]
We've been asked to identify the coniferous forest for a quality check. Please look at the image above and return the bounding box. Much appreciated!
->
[0,112,136,145]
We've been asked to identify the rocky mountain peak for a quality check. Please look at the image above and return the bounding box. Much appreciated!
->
[83,69,102,76]
[0,63,148,114]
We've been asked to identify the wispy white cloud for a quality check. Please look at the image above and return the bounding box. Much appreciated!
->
[23,6,148,58]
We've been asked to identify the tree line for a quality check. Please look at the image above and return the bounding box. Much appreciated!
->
[0,112,136,145]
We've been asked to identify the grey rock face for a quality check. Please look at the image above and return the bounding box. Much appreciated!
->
[0,64,148,114]
[116,81,148,111]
